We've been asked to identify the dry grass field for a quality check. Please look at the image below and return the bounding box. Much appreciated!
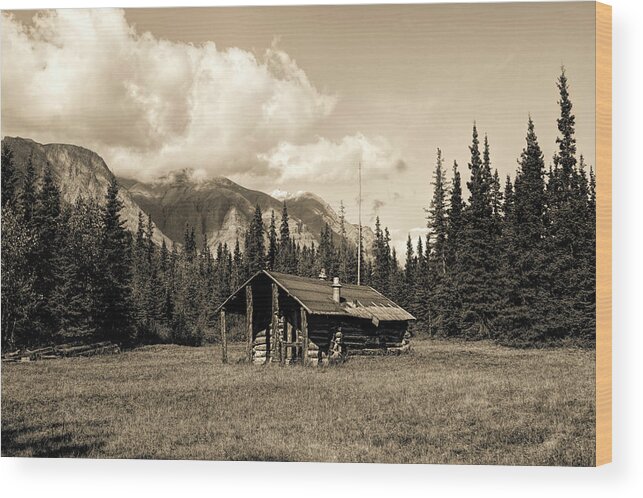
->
[1,340,595,465]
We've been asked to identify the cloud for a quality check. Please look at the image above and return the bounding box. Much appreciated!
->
[372,199,386,212]
[258,133,406,182]
[270,189,306,201]
[1,9,337,180]
[394,160,408,172]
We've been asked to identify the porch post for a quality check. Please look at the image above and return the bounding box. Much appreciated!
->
[220,308,228,364]
[272,283,282,364]
[301,307,309,366]
[246,285,253,363]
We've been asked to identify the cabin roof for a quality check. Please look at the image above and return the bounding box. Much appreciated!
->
[217,270,415,322]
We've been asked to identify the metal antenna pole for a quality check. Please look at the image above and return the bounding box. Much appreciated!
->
[357,160,362,286]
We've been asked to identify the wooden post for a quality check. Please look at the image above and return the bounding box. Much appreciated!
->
[220,308,228,364]
[301,307,308,367]
[271,283,282,365]
[286,314,293,362]
[246,285,253,363]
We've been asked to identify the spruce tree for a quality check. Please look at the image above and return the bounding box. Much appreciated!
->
[446,161,464,268]
[32,164,62,340]
[425,149,449,334]
[277,202,293,272]
[19,153,38,226]
[246,204,265,275]
[54,199,103,341]
[1,143,18,208]
[545,68,593,340]
[455,124,497,338]
[337,201,351,283]
[267,210,277,270]
[401,234,415,311]
[98,177,133,344]
[497,117,549,343]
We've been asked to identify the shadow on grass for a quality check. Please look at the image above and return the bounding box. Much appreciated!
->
[1,420,107,458]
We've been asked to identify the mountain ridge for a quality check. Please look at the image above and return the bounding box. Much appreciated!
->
[3,137,374,255]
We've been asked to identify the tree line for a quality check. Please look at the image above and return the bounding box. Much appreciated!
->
[373,69,596,346]
[0,69,595,349]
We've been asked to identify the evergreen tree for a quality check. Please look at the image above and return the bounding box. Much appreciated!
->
[267,210,277,270]
[1,144,18,208]
[496,117,549,343]
[277,201,295,272]
[183,223,197,261]
[428,148,448,275]
[98,177,133,344]
[32,164,62,340]
[426,148,449,334]
[54,199,103,341]
[446,161,464,268]
[401,235,415,311]
[245,204,265,275]
[1,204,38,348]
[545,68,594,341]
[455,124,497,338]
[337,201,351,283]
[232,238,244,286]
[19,153,38,226]
[371,217,391,294]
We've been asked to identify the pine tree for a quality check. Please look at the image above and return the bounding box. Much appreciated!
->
[19,153,38,226]
[439,161,466,336]
[371,217,391,293]
[1,203,38,348]
[545,68,593,341]
[54,199,103,341]
[183,223,197,261]
[426,148,449,334]
[246,204,265,275]
[319,223,337,278]
[1,143,18,208]
[446,161,464,268]
[232,238,244,286]
[496,117,549,343]
[277,201,294,272]
[267,210,277,270]
[455,124,497,338]
[397,235,414,310]
[337,201,350,283]
[410,236,426,332]
[32,164,62,340]
[98,177,133,344]
[428,148,448,275]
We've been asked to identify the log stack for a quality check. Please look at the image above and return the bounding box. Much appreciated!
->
[252,329,268,365]
[306,341,320,366]
[386,331,412,355]
[2,341,120,363]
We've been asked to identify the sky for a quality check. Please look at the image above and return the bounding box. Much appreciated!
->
[1,3,596,255]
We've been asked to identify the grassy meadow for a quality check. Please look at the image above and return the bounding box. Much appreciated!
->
[1,340,595,465]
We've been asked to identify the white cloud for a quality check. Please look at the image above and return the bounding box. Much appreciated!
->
[1,9,338,180]
[258,133,406,182]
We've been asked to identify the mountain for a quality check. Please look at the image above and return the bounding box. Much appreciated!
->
[119,170,375,253]
[2,137,374,254]
[2,136,171,246]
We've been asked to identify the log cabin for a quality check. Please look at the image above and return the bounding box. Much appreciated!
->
[215,270,415,366]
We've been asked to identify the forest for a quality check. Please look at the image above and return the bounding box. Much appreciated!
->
[0,69,595,350]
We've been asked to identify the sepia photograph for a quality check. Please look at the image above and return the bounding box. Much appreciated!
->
[1,1,611,466]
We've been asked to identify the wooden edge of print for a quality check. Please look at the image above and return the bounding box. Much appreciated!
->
[595,1,612,467]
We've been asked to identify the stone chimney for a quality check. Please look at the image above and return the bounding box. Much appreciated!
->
[332,276,342,303]
[318,268,328,280]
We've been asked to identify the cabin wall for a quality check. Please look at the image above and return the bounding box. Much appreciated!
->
[307,316,411,356]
